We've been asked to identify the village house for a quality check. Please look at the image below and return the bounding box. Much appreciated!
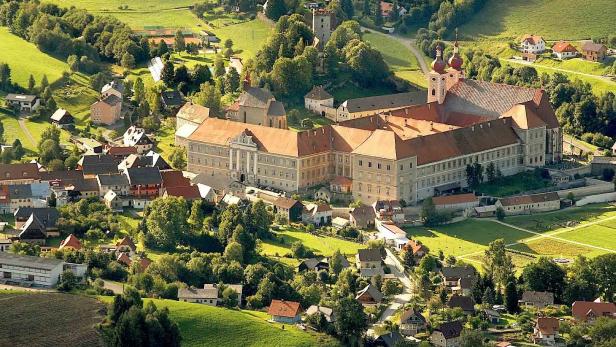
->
[104,146,138,159]
[14,207,59,237]
[571,300,616,322]
[304,85,334,116]
[441,266,476,288]
[496,192,560,215]
[78,154,120,178]
[91,95,122,125]
[5,94,40,112]
[119,152,171,171]
[163,185,202,203]
[330,176,353,194]
[552,41,578,59]
[447,294,476,315]
[160,90,184,111]
[349,204,376,229]
[122,126,154,154]
[533,317,560,346]
[267,299,302,323]
[332,217,349,229]
[432,193,479,213]
[581,42,607,62]
[124,166,163,208]
[227,87,287,129]
[482,308,501,324]
[97,173,130,197]
[305,305,335,323]
[104,190,122,211]
[399,307,428,336]
[356,284,383,306]
[520,34,546,54]
[116,236,137,257]
[101,81,124,101]
[272,197,304,222]
[58,234,82,251]
[0,252,86,287]
[430,320,463,347]
[451,277,475,297]
[373,200,405,223]
[374,332,404,347]
[178,286,218,305]
[298,257,329,272]
[402,240,428,262]
[519,291,555,308]
[356,248,383,269]
[376,222,409,250]
[0,163,40,185]
[302,203,332,226]
[50,108,75,129]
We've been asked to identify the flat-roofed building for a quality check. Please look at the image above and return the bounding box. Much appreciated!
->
[0,252,86,287]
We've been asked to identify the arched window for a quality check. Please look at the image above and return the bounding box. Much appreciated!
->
[431,89,436,96]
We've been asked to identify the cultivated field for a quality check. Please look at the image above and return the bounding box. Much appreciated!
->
[0,293,104,346]
[260,227,364,258]
[459,0,616,40]
[98,296,340,347]
[0,28,68,87]
[405,204,616,269]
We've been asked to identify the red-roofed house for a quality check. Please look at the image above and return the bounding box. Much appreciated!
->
[532,317,559,345]
[552,41,578,60]
[572,301,616,322]
[164,185,201,202]
[330,176,352,193]
[432,193,478,212]
[161,170,191,188]
[58,234,82,250]
[380,1,394,18]
[117,252,132,266]
[403,239,428,260]
[104,145,138,159]
[116,236,137,256]
[267,299,302,323]
[520,34,545,54]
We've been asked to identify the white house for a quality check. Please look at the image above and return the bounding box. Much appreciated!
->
[5,94,40,112]
[304,86,334,116]
[495,192,560,215]
[376,220,409,249]
[122,126,154,154]
[0,252,86,287]
[533,317,559,346]
[520,34,545,54]
[552,41,578,60]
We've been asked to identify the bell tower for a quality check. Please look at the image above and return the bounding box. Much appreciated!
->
[446,29,465,89]
[427,45,448,104]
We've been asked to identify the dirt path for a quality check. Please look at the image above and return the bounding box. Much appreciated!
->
[17,117,36,148]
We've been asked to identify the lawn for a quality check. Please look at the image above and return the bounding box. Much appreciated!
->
[536,57,614,77]
[286,106,334,132]
[555,220,616,251]
[260,227,364,258]
[459,0,616,40]
[474,171,552,197]
[98,297,340,347]
[0,111,37,152]
[505,203,616,233]
[48,0,197,12]
[404,219,531,257]
[52,73,100,128]
[0,28,68,87]
[214,19,273,60]
[363,31,420,72]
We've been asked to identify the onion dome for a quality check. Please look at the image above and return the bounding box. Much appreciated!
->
[431,45,447,74]
[448,41,463,70]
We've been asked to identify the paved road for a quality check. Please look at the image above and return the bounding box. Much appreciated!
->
[376,248,412,325]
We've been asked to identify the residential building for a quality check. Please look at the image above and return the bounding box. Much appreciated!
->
[356,284,383,306]
[519,291,555,308]
[298,257,329,272]
[273,197,304,222]
[116,236,137,257]
[5,94,40,111]
[104,146,138,159]
[373,200,404,223]
[399,307,427,336]
[183,45,562,205]
[432,193,478,212]
[430,320,463,347]
[163,185,201,203]
[125,166,163,205]
[227,87,287,129]
[58,234,82,251]
[178,286,218,305]
[7,184,34,213]
[552,41,578,59]
[305,305,335,322]
[581,42,607,62]
[50,109,75,129]
[268,299,302,323]
[374,332,403,347]
[356,248,383,269]
[302,203,332,225]
[533,317,560,346]
[441,266,476,288]
[376,222,409,250]
[161,90,184,111]
[349,204,376,229]
[0,163,40,184]
[452,277,475,297]
[78,154,120,178]
[119,152,171,171]
[104,190,123,211]
[91,95,122,125]
[101,80,124,100]
[332,217,349,229]
[97,173,130,197]
[482,308,501,324]
[161,170,191,189]
[495,192,560,215]
[122,126,154,154]
[380,1,394,18]
[571,301,616,322]
[14,207,59,236]
[447,294,475,314]
[304,85,334,116]
[520,34,546,54]
[0,252,86,287]
[403,239,428,261]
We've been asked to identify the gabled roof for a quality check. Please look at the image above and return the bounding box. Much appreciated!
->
[238,87,275,108]
[126,167,162,185]
[273,197,303,209]
[400,307,426,324]
[8,184,32,199]
[536,317,559,335]
[305,86,333,100]
[97,94,122,107]
[178,286,218,299]
[59,234,82,250]
[502,103,546,129]
[521,34,544,45]
[305,305,334,321]
[6,94,37,102]
[176,102,210,124]
[404,239,428,255]
[79,154,120,176]
[441,266,476,279]
[117,252,132,266]
[97,173,129,186]
[357,248,382,262]
[116,236,137,251]
[19,214,46,239]
[435,321,463,339]
[581,41,606,52]
[499,192,560,207]
[51,108,74,122]
[0,163,40,181]
[267,299,301,318]
[447,294,475,312]
[101,80,124,94]
[356,284,384,302]
[552,41,578,53]
[14,208,59,229]
[432,193,478,206]
[340,91,426,113]
[105,146,138,156]
[350,204,376,222]
[165,185,201,200]
[572,301,616,321]
[521,291,554,305]
[161,90,184,107]
[161,170,191,188]
[123,126,153,147]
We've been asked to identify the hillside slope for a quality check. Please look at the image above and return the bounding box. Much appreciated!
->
[459,0,616,40]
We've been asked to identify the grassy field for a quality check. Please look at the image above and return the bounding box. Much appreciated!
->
[215,19,273,59]
[459,0,616,40]
[475,171,552,197]
[99,296,340,347]
[0,28,68,87]
[260,227,364,258]
[0,293,104,346]
[505,203,616,233]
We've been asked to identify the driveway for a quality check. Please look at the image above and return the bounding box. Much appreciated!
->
[17,116,36,148]
[376,248,413,325]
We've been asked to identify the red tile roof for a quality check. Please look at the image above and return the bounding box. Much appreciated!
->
[117,252,132,266]
[552,41,578,53]
[432,193,478,206]
[106,146,138,156]
[116,236,136,251]
[536,317,559,335]
[404,239,428,255]
[499,192,560,207]
[161,170,191,188]
[165,185,201,200]
[267,299,301,318]
[59,234,82,250]
[572,301,616,321]
[521,34,544,45]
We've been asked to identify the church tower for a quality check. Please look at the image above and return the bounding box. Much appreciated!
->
[446,30,464,90]
[427,45,448,104]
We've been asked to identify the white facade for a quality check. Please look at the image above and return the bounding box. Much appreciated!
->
[0,252,85,287]
[521,37,546,54]
[554,51,577,60]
